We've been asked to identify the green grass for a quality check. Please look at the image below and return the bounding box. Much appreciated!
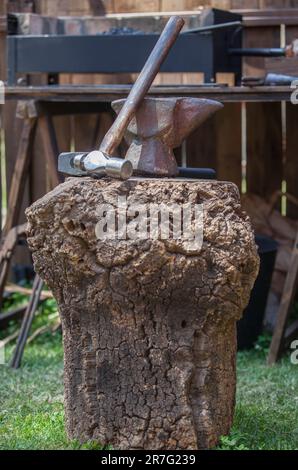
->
[0,333,104,450]
[0,330,297,450]
[0,333,67,450]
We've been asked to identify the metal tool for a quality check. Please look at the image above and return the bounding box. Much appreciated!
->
[58,16,185,180]
[182,20,242,35]
[242,73,298,87]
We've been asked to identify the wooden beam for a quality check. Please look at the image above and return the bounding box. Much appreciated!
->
[0,305,28,329]
[5,283,53,299]
[10,275,44,369]
[38,113,61,189]
[4,85,294,103]
[186,103,242,189]
[3,112,37,235]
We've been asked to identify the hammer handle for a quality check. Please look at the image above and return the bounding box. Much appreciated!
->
[99,16,185,156]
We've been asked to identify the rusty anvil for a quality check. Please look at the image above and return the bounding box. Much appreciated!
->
[112,97,223,177]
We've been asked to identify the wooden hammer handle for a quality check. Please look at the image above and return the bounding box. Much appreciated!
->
[99,16,185,156]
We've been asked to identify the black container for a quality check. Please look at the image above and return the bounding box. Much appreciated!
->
[237,235,278,350]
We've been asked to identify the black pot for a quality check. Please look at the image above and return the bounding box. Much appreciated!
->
[237,234,278,350]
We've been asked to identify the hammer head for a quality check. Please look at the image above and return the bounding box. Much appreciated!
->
[58,150,133,180]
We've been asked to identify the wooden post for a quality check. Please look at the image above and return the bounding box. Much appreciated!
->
[38,113,61,189]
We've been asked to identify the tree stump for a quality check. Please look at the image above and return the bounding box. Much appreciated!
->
[26,177,259,450]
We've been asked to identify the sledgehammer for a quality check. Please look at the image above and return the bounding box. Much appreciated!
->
[58,16,185,180]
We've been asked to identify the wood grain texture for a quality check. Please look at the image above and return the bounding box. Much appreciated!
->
[4,102,29,226]
[7,1,35,13]
[186,103,242,189]
[5,85,293,102]
[243,24,281,77]
[214,103,242,188]
[9,0,298,17]
[3,115,36,236]
[38,114,61,189]
[246,102,283,199]
[186,117,217,170]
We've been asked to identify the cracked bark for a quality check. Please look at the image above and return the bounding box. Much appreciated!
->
[26,177,259,450]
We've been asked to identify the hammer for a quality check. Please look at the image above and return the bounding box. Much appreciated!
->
[58,16,185,181]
